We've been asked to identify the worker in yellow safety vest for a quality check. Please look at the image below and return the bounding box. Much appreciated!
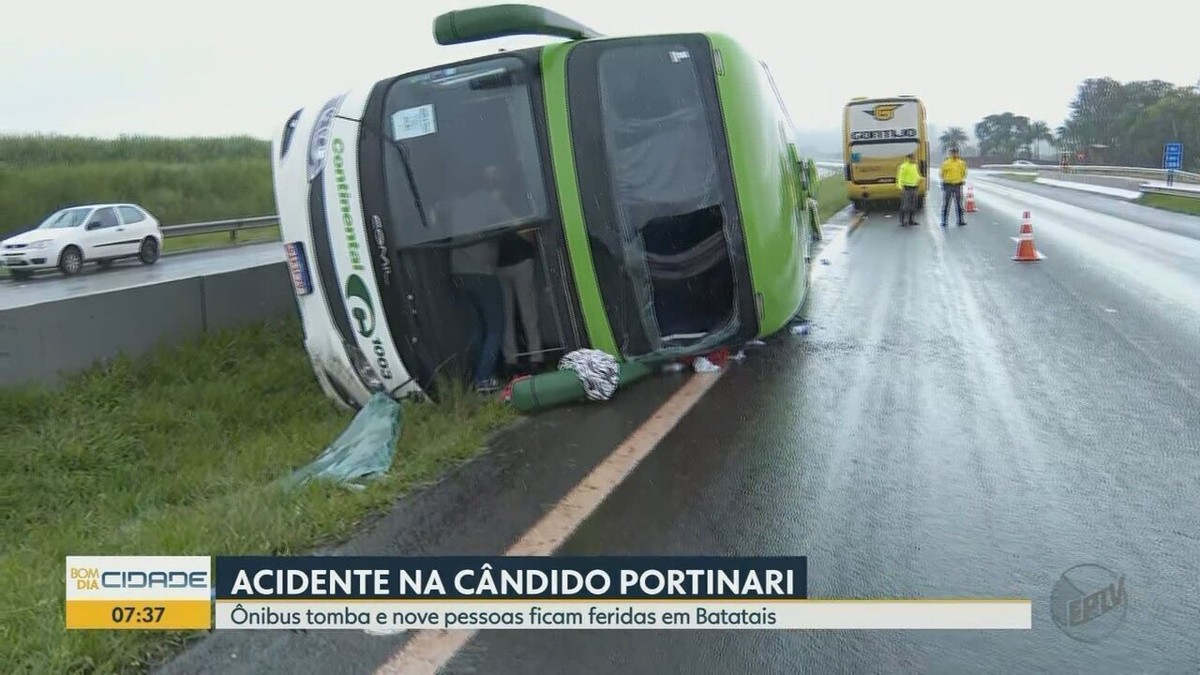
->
[896,153,922,226]
[939,146,968,227]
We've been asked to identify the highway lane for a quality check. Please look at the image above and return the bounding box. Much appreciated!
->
[0,242,285,311]
[439,182,1200,672]
[972,171,1200,241]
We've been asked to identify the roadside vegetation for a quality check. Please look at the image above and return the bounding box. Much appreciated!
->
[815,174,850,221]
[1135,192,1200,216]
[161,224,282,253]
[0,316,517,673]
[0,135,275,240]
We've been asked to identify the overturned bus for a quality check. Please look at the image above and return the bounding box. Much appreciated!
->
[272,4,822,408]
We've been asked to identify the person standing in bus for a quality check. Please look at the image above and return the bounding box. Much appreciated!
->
[450,177,512,394]
[896,153,922,226]
[497,228,544,374]
[939,146,968,227]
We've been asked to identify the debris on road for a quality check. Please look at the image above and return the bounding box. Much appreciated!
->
[790,321,811,336]
[559,349,622,401]
[505,353,655,413]
[286,392,403,489]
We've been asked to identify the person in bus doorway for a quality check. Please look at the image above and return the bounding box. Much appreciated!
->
[896,152,922,226]
[939,146,968,227]
[498,228,545,375]
[450,179,512,394]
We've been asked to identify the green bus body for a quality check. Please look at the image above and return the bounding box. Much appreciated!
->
[541,33,815,356]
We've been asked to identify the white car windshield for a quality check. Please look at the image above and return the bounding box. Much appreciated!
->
[38,207,92,229]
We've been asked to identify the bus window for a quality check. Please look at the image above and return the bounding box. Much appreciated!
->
[850,140,921,159]
[568,36,740,359]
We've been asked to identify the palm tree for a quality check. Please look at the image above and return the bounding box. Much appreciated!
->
[1028,121,1053,160]
[1011,115,1033,159]
[939,127,969,154]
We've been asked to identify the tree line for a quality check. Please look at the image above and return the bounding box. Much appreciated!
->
[938,77,1200,170]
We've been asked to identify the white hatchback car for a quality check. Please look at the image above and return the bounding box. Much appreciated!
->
[1,203,163,280]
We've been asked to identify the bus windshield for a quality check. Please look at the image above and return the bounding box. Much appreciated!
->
[381,56,550,248]
[850,141,920,159]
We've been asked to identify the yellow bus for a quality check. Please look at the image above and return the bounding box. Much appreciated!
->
[842,95,929,211]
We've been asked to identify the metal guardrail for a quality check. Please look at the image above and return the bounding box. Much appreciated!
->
[160,215,280,242]
[980,163,1200,183]
[1138,183,1200,198]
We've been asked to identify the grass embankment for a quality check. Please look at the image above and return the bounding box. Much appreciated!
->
[1135,191,1200,216]
[815,174,850,221]
[161,225,282,254]
[0,316,517,673]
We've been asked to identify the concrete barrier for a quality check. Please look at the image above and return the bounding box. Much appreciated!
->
[0,261,296,388]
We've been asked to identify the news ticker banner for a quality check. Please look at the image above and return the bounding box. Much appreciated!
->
[66,555,1032,631]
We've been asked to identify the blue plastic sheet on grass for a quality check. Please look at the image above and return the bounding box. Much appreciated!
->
[287,392,403,489]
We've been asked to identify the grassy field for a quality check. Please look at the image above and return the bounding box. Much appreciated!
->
[0,316,517,673]
[1135,191,1200,216]
[0,135,274,240]
[0,134,270,168]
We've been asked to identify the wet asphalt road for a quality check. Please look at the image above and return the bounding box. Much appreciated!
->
[0,242,283,310]
[977,171,1200,241]
[443,184,1200,672]
[158,187,1200,673]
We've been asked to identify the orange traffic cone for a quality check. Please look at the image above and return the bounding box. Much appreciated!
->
[965,186,977,212]
[1012,211,1044,262]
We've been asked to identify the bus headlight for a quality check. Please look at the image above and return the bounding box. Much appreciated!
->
[343,339,384,391]
[307,94,346,182]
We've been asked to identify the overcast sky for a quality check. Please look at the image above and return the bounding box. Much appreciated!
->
[2,0,1195,140]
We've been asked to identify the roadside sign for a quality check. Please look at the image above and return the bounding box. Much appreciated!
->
[1163,142,1183,170]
